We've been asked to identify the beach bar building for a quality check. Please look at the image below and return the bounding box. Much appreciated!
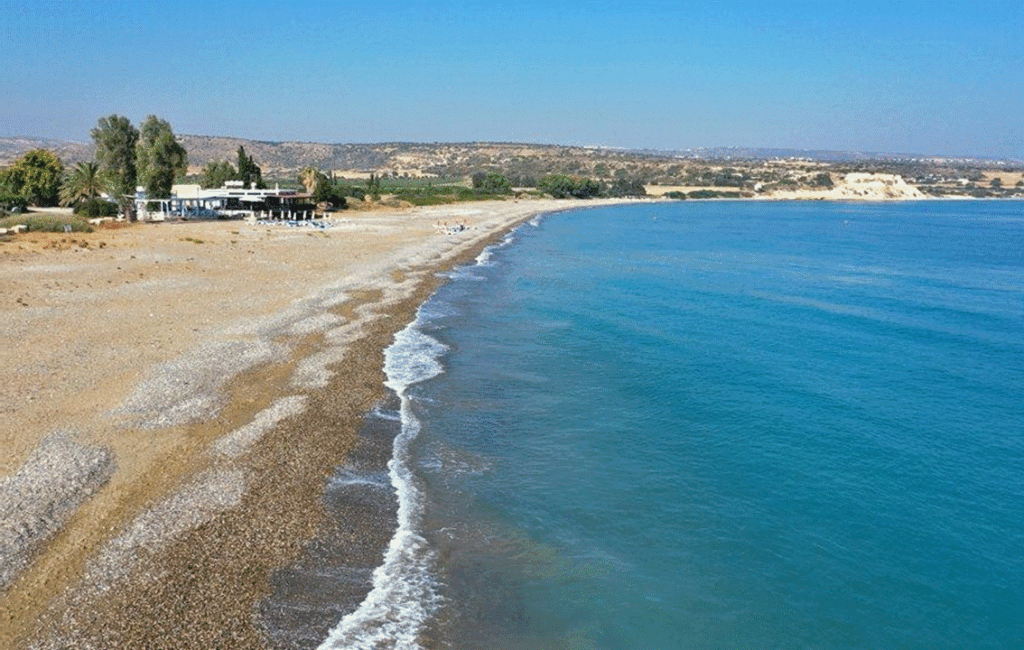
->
[136,182,315,221]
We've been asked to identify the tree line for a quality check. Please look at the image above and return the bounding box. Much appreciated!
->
[198,146,265,191]
[1,114,190,220]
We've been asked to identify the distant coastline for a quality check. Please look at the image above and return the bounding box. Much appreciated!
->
[2,136,1021,202]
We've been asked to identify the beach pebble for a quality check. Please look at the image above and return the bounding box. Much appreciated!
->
[0,434,115,588]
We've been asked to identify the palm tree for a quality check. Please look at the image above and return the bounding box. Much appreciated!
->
[60,161,106,206]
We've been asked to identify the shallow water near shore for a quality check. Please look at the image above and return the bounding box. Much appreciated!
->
[314,200,1024,649]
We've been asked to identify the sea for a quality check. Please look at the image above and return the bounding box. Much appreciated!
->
[307,199,1024,649]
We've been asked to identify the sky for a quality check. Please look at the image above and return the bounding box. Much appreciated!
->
[2,0,1021,159]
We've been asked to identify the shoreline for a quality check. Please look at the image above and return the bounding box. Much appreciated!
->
[1,194,1000,647]
[0,198,632,649]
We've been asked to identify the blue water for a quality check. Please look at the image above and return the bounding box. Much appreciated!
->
[323,200,1024,649]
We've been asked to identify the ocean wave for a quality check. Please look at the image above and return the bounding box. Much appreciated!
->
[317,315,447,650]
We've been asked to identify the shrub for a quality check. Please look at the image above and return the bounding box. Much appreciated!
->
[687,190,741,199]
[811,172,834,188]
[74,198,119,218]
[0,192,28,215]
[312,180,350,209]
[0,213,94,232]
[601,178,647,198]
[538,174,600,199]
[471,172,512,194]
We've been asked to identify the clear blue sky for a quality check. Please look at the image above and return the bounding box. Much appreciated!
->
[2,0,1021,159]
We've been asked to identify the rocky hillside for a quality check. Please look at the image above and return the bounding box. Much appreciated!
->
[2,136,1021,198]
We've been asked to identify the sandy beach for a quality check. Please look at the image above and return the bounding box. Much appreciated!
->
[0,198,625,649]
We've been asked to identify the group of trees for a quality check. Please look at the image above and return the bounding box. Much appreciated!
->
[471,171,512,194]
[0,149,64,208]
[0,114,188,220]
[296,166,356,207]
[537,174,601,199]
[91,114,187,218]
[198,146,265,190]
[467,171,645,199]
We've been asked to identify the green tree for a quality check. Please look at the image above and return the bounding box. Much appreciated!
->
[1,149,64,206]
[237,146,264,189]
[136,115,187,200]
[810,172,834,188]
[199,160,237,189]
[472,171,511,194]
[366,172,381,200]
[539,174,599,199]
[60,161,106,206]
[312,175,347,209]
[602,177,647,198]
[92,114,139,218]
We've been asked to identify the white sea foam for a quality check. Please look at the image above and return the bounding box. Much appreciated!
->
[369,405,402,422]
[328,469,391,489]
[474,247,495,265]
[475,231,518,267]
[317,316,447,650]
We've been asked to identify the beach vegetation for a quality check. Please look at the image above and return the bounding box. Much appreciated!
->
[538,174,600,199]
[0,149,65,206]
[366,172,382,200]
[0,192,29,215]
[92,115,139,218]
[335,184,366,200]
[60,161,107,207]
[311,175,349,209]
[601,177,647,198]
[136,115,188,201]
[810,172,834,188]
[198,149,265,190]
[471,171,512,194]
[687,189,743,199]
[74,198,119,218]
[237,146,265,189]
[508,174,539,188]
[200,161,238,189]
[0,212,93,233]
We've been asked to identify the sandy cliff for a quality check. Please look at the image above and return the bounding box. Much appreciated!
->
[765,173,927,201]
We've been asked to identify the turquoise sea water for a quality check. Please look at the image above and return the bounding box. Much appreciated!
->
[320,200,1024,649]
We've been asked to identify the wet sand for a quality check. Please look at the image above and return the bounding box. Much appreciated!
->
[0,199,631,649]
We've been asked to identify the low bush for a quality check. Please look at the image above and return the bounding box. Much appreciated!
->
[0,192,28,215]
[74,198,119,218]
[0,213,94,233]
[687,190,742,199]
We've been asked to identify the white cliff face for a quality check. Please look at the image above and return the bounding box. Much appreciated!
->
[837,173,926,199]
[764,173,926,201]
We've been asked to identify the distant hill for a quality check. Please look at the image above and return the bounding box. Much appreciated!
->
[2,136,1019,189]
[0,136,94,165]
